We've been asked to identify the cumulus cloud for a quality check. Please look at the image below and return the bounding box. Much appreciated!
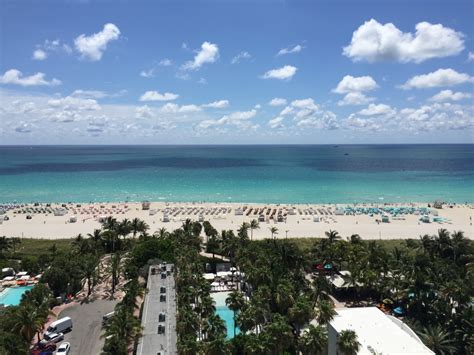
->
[400,68,474,89]
[0,69,61,87]
[135,105,154,119]
[268,98,288,106]
[33,49,47,61]
[140,69,155,78]
[268,116,285,129]
[33,39,72,61]
[261,65,297,80]
[338,92,375,106]
[278,98,338,130]
[202,100,229,108]
[159,103,202,114]
[139,91,179,102]
[71,89,126,99]
[74,23,121,61]
[159,58,172,66]
[277,44,304,56]
[182,42,219,70]
[359,103,396,117]
[197,109,257,130]
[429,90,472,102]
[343,19,465,63]
[48,96,101,111]
[231,51,251,64]
[333,75,378,94]
[468,52,474,62]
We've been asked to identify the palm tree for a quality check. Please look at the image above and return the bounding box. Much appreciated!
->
[269,226,278,240]
[106,252,122,295]
[12,304,47,343]
[418,325,456,355]
[316,299,336,325]
[130,218,148,238]
[338,329,361,355]
[81,256,99,297]
[325,230,341,244]
[156,227,168,239]
[299,324,327,355]
[226,290,245,337]
[250,219,259,241]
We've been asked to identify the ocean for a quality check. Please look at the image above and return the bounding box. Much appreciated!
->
[0,145,473,204]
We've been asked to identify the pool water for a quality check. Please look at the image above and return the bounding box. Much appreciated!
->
[212,292,241,339]
[0,286,34,306]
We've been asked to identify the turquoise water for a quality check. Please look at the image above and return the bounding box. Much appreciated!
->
[213,292,240,339]
[0,145,472,203]
[0,286,34,306]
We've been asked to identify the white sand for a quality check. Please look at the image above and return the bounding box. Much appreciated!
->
[0,202,472,240]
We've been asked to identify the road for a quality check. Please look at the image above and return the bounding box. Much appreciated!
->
[59,299,118,355]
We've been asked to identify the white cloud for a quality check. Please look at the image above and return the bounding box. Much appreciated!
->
[197,109,257,130]
[261,65,297,80]
[71,89,126,99]
[74,23,121,61]
[277,98,338,130]
[159,103,202,114]
[33,49,47,61]
[468,52,474,62]
[400,68,474,89]
[268,116,285,129]
[159,58,172,66]
[359,103,396,117]
[202,100,229,108]
[429,90,472,102]
[333,75,378,94]
[343,19,465,63]
[231,51,251,64]
[140,69,155,78]
[135,105,154,119]
[268,98,287,106]
[197,78,207,85]
[48,96,101,111]
[277,44,304,56]
[181,41,219,70]
[0,69,61,87]
[139,91,179,102]
[338,92,375,106]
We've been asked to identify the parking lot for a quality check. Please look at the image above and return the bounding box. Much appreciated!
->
[59,299,118,355]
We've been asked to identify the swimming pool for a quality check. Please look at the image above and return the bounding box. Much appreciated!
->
[212,292,240,339]
[0,286,34,306]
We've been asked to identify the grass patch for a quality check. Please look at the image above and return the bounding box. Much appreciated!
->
[13,238,72,258]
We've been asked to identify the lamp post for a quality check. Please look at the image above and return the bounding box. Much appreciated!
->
[285,230,289,239]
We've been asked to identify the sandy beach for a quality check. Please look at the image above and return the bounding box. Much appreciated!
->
[1,201,472,240]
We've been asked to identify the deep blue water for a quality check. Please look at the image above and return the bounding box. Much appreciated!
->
[0,145,472,203]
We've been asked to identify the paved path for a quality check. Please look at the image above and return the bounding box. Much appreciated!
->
[60,299,118,355]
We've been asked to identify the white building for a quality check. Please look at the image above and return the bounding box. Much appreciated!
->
[328,307,434,355]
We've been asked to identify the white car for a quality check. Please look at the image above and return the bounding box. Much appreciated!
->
[39,332,64,346]
[57,342,71,354]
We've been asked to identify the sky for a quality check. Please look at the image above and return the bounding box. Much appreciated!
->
[0,0,473,144]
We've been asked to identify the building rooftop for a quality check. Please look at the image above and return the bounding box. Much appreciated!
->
[329,307,434,355]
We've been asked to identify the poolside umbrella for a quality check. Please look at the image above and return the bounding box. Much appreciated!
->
[393,306,405,315]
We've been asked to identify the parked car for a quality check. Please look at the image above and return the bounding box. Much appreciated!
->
[45,317,73,336]
[32,342,57,351]
[56,342,71,354]
[102,311,115,325]
[39,332,64,346]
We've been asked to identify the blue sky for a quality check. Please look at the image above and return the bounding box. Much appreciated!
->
[1,0,473,144]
